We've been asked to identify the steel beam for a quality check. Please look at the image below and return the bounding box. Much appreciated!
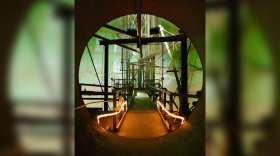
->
[94,34,139,53]
[80,91,114,96]
[86,45,104,92]
[138,41,180,63]
[180,39,189,115]
[103,24,139,38]
[134,0,143,57]
[100,35,187,45]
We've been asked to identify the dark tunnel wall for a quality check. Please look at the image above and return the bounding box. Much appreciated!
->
[75,0,205,155]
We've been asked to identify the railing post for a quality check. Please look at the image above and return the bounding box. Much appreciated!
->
[113,108,117,132]
[164,92,166,118]
[104,43,109,111]
[124,90,127,111]
[170,93,173,112]
[113,92,116,132]
[113,92,116,109]
[159,91,162,111]
[167,94,173,130]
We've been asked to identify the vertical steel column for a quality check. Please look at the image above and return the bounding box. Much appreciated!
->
[164,92,167,118]
[126,49,129,87]
[104,43,109,111]
[181,39,188,115]
[122,16,124,89]
[146,14,150,55]
[169,94,174,129]
[122,48,123,88]
[113,93,116,132]
[226,3,241,155]
[161,43,164,87]
[169,93,173,112]
[138,65,141,89]
[152,57,155,83]
[58,7,73,156]
[132,64,135,88]
[159,91,162,112]
[152,57,155,103]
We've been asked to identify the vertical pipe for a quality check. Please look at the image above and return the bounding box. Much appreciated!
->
[181,39,188,115]
[61,8,72,156]
[113,92,116,108]
[122,48,123,88]
[159,91,162,112]
[226,3,241,156]
[113,111,116,132]
[164,92,167,118]
[122,16,124,89]
[126,49,129,87]
[132,64,135,88]
[113,92,116,132]
[146,14,150,55]
[169,93,173,112]
[162,43,164,87]
[104,43,109,111]
[138,66,141,89]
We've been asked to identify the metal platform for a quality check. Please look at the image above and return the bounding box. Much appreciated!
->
[116,90,167,139]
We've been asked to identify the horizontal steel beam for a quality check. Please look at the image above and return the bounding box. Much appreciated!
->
[80,91,114,95]
[100,35,187,45]
[138,41,181,63]
[93,34,139,53]
[82,98,113,100]
[80,83,112,88]
[103,24,139,38]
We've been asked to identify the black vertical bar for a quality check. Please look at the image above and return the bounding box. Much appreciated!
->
[57,6,73,156]
[181,39,189,115]
[226,2,241,156]
[104,43,109,111]
[113,93,116,132]
[164,92,166,118]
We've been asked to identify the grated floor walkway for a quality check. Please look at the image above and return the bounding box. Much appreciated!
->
[116,90,167,139]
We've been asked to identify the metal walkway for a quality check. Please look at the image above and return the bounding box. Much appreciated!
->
[116,90,167,139]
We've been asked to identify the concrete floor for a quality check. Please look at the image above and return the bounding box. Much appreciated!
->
[116,90,167,139]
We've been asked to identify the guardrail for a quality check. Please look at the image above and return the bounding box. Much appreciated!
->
[77,84,134,132]
[157,100,185,124]
[97,100,127,124]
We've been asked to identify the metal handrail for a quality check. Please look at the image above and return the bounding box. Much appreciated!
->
[157,100,185,124]
[97,101,127,124]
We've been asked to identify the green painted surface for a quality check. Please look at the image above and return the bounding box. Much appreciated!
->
[129,90,156,111]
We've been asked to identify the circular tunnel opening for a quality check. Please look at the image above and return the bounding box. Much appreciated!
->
[78,14,203,139]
